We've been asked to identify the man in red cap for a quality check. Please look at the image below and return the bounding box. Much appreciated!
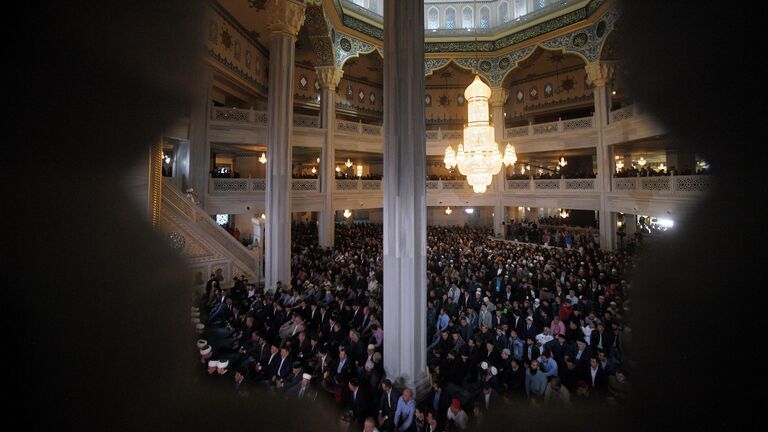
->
[446,398,468,430]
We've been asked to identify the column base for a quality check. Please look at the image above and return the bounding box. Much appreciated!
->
[387,368,432,402]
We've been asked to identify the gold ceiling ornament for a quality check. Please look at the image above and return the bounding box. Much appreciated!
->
[443,76,516,193]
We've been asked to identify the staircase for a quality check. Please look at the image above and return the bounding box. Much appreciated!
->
[159,178,258,290]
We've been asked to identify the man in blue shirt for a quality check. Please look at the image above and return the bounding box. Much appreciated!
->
[394,388,416,432]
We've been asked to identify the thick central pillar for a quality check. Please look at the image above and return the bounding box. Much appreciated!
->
[490,87,508,237]
[383,0,429,396]
[264,0,305,293]
[316,66,344,248]
[587,60,617,251]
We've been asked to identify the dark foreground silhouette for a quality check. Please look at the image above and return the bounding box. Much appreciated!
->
[8,0,754,430]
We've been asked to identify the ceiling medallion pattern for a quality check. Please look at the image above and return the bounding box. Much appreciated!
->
[423,7,618,88]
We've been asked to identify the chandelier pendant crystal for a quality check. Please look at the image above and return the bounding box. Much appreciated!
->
[443,75,516,193]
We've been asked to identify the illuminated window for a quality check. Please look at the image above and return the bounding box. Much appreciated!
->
[427,7,439,30]
[499,2,510,23]
[445,8,456,29]
[462,7,473,29]
[479,7,490,29]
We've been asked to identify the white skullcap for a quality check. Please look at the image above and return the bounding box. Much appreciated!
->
[191,311,200,317]
[302,373,312,380]
[200,346,212,356]
[192,317,201,324]
[367,344,375,350]
[191,306,199,312]
[483,297,489,303]
[196,323,205,331]
[208,360,218,367]
[217,360,229,369]
[491,366,498,376]
[481,361,489,370]
[197,339,208,349]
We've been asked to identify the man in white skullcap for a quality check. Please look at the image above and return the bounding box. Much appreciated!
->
[199,344,213,364]
[216,359,229,375]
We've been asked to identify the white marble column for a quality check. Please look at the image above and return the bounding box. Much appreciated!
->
[586,60,617,250]
[187,69,212,208]
[383,0,429,397]
[316,66,344,248]
[490,87,508,237]
[264,0,305,293]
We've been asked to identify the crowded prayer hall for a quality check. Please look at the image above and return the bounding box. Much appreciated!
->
[18,0,752,431]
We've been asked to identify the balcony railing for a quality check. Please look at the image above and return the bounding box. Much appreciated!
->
[335,179,382,191]
[503,116,595,139]
[610,104,638,123]
[426,180,473,191]
[209,178,319,193]
[336,119,383,136]
[611,175,711,194]
[505,177,598,192]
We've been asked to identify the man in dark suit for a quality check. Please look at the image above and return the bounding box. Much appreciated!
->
[347,377,370,431]
[476,383,500,412]
[378,379,398,431]
[521,316,538,340]
[273,346,294,384]
[585,357,608,396]
[522,336,540,366]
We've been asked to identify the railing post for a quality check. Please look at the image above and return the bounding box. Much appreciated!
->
[528,119,534,136]
[358,178,362,191]
[557,117,564,132]
[560,176,565,190]
[670,171,676,194]
[249,106,255,122]
[529,176,534,190]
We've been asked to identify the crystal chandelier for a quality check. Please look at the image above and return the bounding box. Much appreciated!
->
[445,206,452,215]
[345,158,353,168]
[636,156,647,167]
[558,157,568,168]
[259,153,267,164]
[343,209,352,219]
[443,75,516,193]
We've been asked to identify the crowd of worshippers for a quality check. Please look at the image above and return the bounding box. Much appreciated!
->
[504,220,599,250]
[191,223,632,431]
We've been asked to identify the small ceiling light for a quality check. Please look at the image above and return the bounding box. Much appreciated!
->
[317,157,321,163]
[311,167,317,174]
[260,213,265,219]
[345,158,353,168]
[445,206,453,215]
[559,209,569,218]
[335,166,341,173]
[259,153,267,164]
[343,209,352,219]
[465,208,474,214]
[558,157,568,167]
[612,90,617,95]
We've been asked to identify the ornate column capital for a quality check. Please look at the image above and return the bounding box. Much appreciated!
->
[265,0,306,38]
[489,87,509,108]
[585,61,616,88]
[315,66,344,91]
